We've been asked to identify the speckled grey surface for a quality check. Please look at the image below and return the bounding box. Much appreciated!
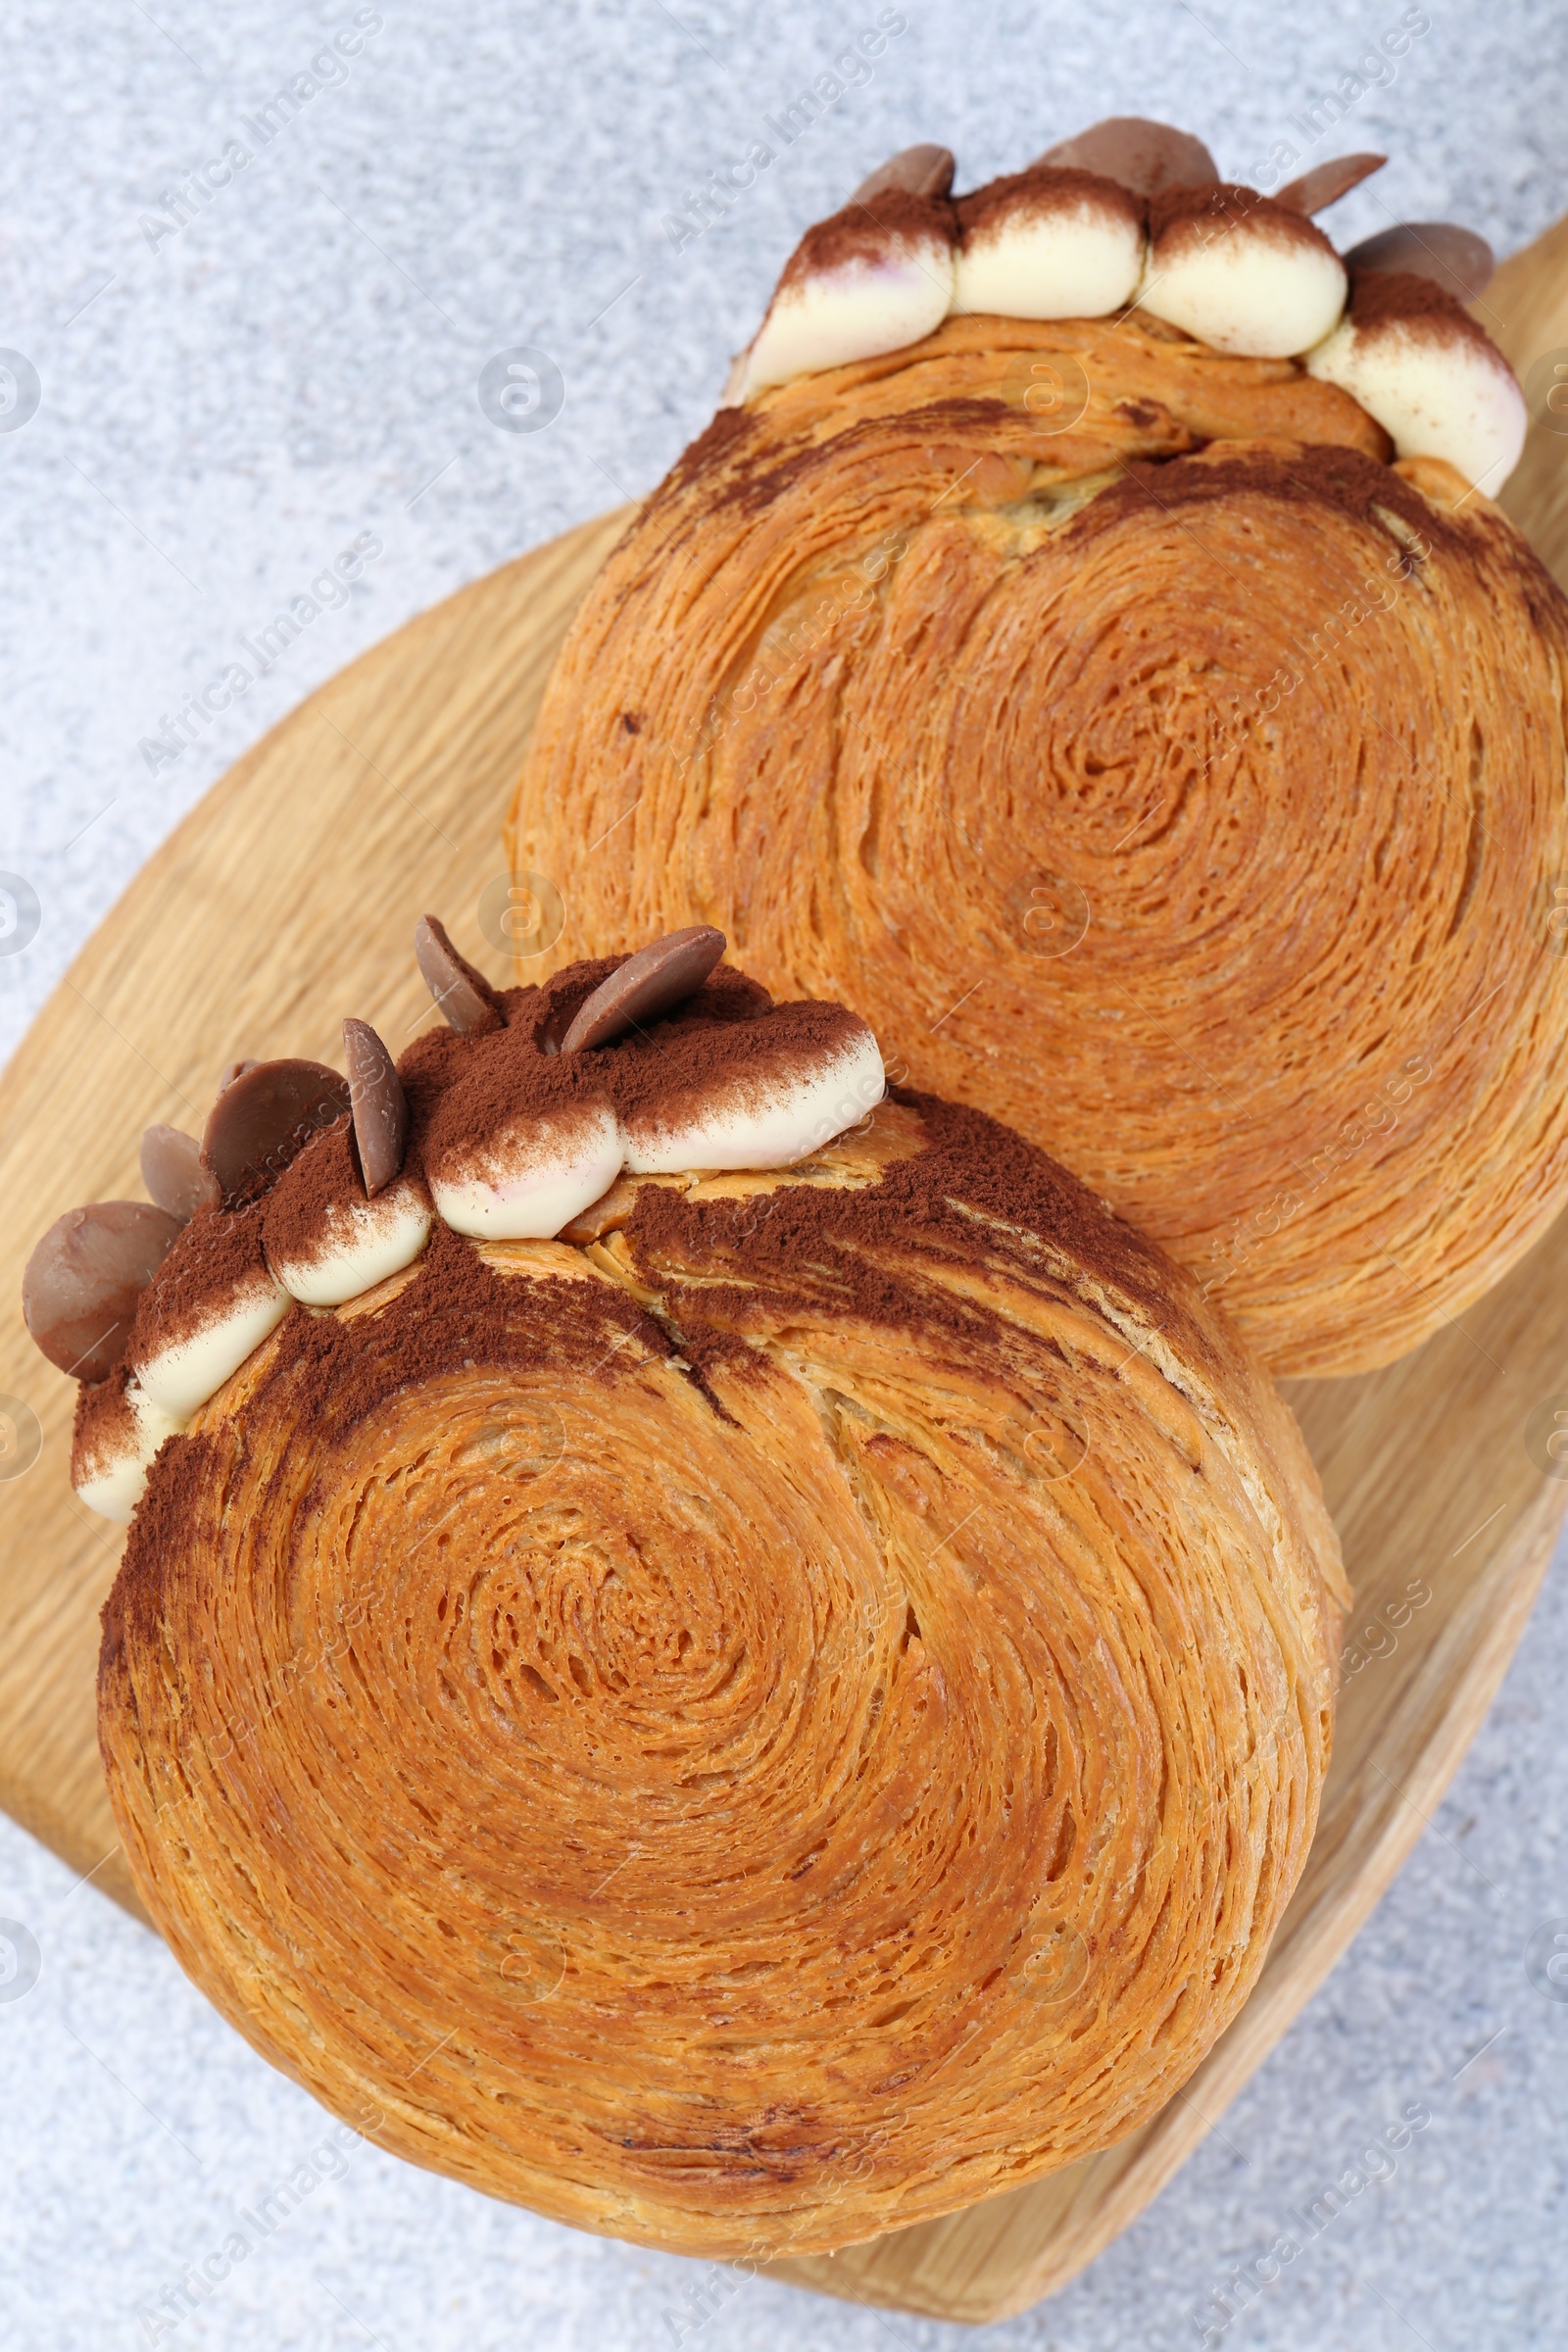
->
[3,3,1568,2346]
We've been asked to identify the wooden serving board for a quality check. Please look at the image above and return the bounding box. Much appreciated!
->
[3,217,1567,2328]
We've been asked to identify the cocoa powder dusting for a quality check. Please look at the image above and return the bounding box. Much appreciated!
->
[610,999,856,1126]
[1077,441,1459,558]
[100,1079,1220,1674]
[126,1204,273,1355]
[73,1364,137,1480]
[99,1423,220,1679]
[1147,181,1332,258]
[781,190,956,291]
[669,403,757,490]
[625,1087,1192,1370]
[102,1221,669,1656]
[281,1223,665,1431]
[263,1117,367,1264]
[404,960,818,1170]
[1347,267,1497,357]
[956,165,1143,244]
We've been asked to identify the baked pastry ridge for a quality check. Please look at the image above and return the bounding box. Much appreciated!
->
[509,118,1568,1379]
[81,965,1345,2258]
[20,923,1345,2258]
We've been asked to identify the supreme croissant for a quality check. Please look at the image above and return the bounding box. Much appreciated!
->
[509,118,1568,1379]
[48,924,1346,2260]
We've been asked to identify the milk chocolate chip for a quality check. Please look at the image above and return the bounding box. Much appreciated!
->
[140,1124,220,1223]
[343,1017,409,1196]
[1343,220,1494,303]
[219,1057,260,1092]
[414,915,504,1036]
[1274,153,1386,214]
[23,1200,183,1379]
[1035,117,1217,197]
[851,144,956,204]
[202,1058,353,1208]
[560,927,728,1054]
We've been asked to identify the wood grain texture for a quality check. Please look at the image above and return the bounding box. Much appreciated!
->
[1485,209,1568,587]
[2,210,1565,2323]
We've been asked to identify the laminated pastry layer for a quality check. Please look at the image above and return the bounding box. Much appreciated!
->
[510,350,1568,1378]
[99,1093,1345,2262]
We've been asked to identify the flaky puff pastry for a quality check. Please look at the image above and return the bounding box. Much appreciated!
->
[509,314,1568,1376]
[100,1093,1344,2260]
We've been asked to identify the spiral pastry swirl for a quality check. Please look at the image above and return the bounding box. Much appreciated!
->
[101,1093,1343,2259]
[509,314,1568,1375]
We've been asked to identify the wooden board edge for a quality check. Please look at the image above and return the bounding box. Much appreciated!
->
[0,509,632,1114]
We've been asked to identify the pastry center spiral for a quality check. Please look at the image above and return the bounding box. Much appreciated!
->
[512,321,1568,1376]
[101,1110,1343,2257]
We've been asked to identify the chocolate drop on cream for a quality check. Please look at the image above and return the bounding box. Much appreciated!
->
[201,1057,353,1208]
[414,915,503,1036]
[23,1200,183,1379]
[1274,153,1386,215]
[1034,116,1217,197]
[343,1017,409,1196]
[140,1125,219,1223]
[851,144,956,204]
[559,927,727,1054]
[1344,220,1494,303]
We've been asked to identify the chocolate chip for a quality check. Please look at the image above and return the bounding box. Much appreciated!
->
[1344,220,1494,304]
[219,1057,260,1092]
[140,1125,220,1223]
[1274,153,1386,215]
[23,1201,183,1380]
[201,1058,353,1208]
[1034,117,1217,198]
[559,927,727,1054]
[414,914,504,1036]
[343,1018,409,1197]
[851,144,956,204]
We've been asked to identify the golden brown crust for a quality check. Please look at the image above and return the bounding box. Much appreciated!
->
[508,314,1568,1376]
[99,1095,1342,2260]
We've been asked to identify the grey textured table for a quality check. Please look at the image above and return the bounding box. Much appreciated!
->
[3,3,1567,2346]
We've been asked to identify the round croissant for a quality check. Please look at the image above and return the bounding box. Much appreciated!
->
[100,1091,1345,2260]
[509,312,1568,1377]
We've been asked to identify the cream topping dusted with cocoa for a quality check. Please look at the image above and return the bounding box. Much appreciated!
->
[720,112,1524,490]
[954,166,1145,323]
[1305,270,1525,487]
[1137,183,1347,360]
[264,1117,433,1305]
[414,959,883,1236]
[956,163,1142,243]
[736,188,956,398]
[125,1205,289,1421]
[21,920,888,1514]
[1144,179,1334,256]
[71,1366,182,1525]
